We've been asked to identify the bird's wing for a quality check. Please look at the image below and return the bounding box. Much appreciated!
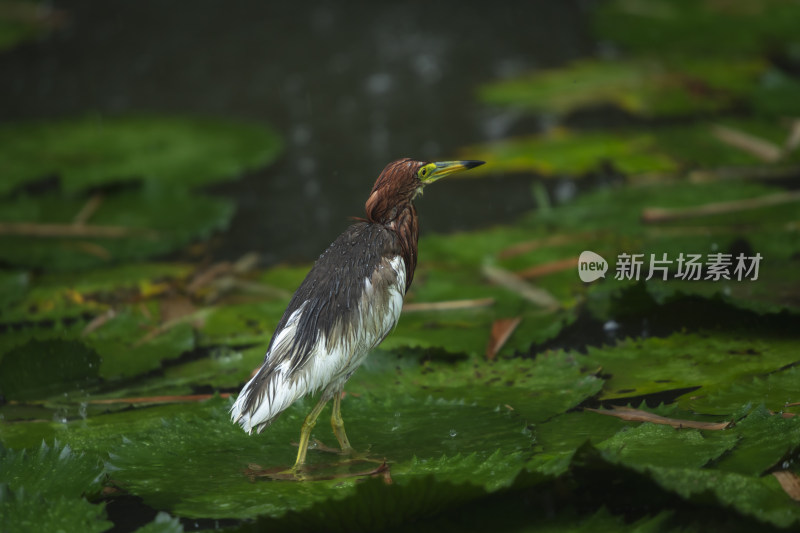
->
[231,223,405,433]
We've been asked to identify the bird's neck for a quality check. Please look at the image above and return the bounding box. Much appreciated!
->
[383,203,419,291]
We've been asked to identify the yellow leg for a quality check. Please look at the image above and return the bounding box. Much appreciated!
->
[293,394,331,469]
[330,388,353,453]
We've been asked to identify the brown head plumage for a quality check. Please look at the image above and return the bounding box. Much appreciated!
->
[363,158,484,289]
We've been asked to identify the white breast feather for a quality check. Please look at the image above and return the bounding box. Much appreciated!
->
[231,256,406,434]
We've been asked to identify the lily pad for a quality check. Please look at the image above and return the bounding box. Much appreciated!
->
[0,262,192,323]
[684,366,800,416]
[0,339,100,401]
[350,349,604,425]
[644,466,800,528]
[593,0,800,58]
[579,333,800,404]
[0,489,111,533]
[0,441,110,533]
[104,395,531,520]
[0,116,282,194]
[0,182,235,271]
[711,406,800,476]
[463,119,800,178]
[596,423,738,469]
[479,59,764,118]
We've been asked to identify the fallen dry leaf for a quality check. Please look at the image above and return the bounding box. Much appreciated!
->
[160,294,197,323]
[486,317,522,360]
[773,471,800,502]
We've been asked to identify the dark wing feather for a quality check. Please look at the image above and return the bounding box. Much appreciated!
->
[241,221,402,414]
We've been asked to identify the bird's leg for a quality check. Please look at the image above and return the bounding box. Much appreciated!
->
[330,388,353,454]
[293,393,331,470]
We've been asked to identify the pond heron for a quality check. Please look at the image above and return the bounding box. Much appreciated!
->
[231,158,485,473]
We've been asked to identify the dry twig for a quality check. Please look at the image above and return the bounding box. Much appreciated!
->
[402,298,495,312]
[642,190,800,223]
[585,406,731,430]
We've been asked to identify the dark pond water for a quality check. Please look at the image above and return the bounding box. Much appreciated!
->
[0,1,596,264]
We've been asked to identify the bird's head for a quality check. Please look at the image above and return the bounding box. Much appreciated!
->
[365,158,484,224]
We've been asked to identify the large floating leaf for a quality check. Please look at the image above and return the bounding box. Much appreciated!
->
[579,333,800,404]
[596,423,738,469]
[105,396,531,520]
[0,182,235,271]
[0,489,111,533]
[0,116,282,194]
[0,440,104,496]
[644,466,800,528]
[479,59,764,118]
[685,366,800,416]
[523,180,800,314]
[572,441,800,529]
[525,410,630,478]
[0,441,110,533]
[0,339,100,401]
[464,119,800,178]
[350,349,604,425]
[464,128,675,177]
[593,0,800,58]
[0,262,192,323]
[712,406,800,476]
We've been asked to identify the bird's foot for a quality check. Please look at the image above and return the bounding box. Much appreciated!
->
[245,459,391,483]
[307,438,379,463]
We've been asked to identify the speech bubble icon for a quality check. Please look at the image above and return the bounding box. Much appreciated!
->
[578,250,608,282]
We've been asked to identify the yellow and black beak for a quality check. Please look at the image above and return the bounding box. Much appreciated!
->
[420,160,485,185]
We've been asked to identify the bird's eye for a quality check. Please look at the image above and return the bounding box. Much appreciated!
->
[419,167,428,178]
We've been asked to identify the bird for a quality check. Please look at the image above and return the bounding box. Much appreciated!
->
[231,158,485,473]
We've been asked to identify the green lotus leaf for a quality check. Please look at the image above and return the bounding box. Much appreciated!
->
[0,339,101,401]
[479,58,764,118]
[712,406,800,476]
[0,115,281,194]
[0,183,235,271]
[0,440,110,533]
[594,0,800,58]
[0,488,111,533]
[104,396,532,519]
[463,119,800,178]
[579,333,800,403]
[596,423,738,469]
[684,366,800,416]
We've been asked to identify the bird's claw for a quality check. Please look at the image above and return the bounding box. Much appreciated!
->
[245,455,389,482]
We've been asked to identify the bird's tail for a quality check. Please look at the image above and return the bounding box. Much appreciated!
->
[230,363,303,434]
